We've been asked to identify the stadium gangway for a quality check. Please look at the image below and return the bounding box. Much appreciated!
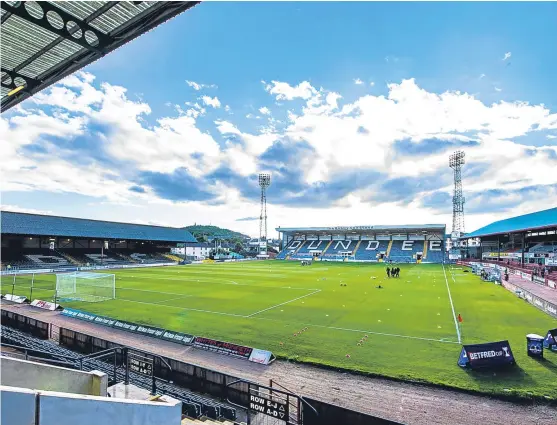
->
[226,378,318,425]
[1,325,237,420]
[0,341,78,368]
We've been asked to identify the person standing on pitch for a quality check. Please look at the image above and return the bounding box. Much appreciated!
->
[386,267,391,278]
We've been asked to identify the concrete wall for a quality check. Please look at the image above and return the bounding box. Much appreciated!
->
[0,386,182,425]
[0,356,108,396]
[0,386,37,425]
[304,397,402,425]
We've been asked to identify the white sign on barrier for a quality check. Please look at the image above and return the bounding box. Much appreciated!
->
[30,299,59,311]
[249,348,273,365]
[4,294,27,303]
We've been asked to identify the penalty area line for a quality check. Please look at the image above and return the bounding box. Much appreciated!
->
[250,317,460,345]
[246,290,321,318]
[443,263,461,344]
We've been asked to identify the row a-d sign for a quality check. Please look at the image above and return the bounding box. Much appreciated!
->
[249,394,288,420]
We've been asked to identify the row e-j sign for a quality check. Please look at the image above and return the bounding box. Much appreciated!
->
[249,394,289,420]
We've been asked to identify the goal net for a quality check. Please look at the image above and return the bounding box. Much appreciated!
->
[56,272,115,302]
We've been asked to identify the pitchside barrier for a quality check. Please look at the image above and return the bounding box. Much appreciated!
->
[61,308,275,365]
[458,340,515,369]
[501,280,557,319]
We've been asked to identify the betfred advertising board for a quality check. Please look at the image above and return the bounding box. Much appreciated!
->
[458,340,515,369]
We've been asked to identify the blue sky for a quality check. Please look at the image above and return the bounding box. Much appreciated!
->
[2,2,557,236]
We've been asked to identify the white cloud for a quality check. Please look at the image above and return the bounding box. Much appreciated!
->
[479,74,486,79]
[0,205,53,215]
[494,86,502,92]
[370,82,375,87]
[263,80,318,101]
[201,96,221,109]
[4,72,557,236]
[186,80,217,90]
[259,106,271,115]
[354,78,364,85]
[503,52,512,61]
[547,135,557,139]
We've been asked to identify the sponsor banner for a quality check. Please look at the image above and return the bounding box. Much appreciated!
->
[61,308,97,322]
[160,330,194,345]
[92,315,117,327]
[113,320,139,333]
[545,258,557,266]
[548,279,556,289]
[61,308,193,344]
[193,336,253,359]
[248,348,273,365]
[1,269,54,276]
[3,294,27,303]
[458,340,515,369]
[30,299,59,311]
[533,275,546,285]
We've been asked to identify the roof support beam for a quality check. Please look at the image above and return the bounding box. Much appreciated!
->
[6,1,119,79]
[1,67,41,92]
[1,1,113,53]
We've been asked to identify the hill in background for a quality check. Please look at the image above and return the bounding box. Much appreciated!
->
[184,225,250,242]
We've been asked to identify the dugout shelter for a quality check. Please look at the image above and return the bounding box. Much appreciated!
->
[276,224,446,263]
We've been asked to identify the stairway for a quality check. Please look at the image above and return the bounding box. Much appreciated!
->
[55,249,80,265]
[353,240,362,256]
[294,241,306,254]
[321,240,333,255]
[386,240,393,257]
[423,240,428,261]
[164,254,183,262]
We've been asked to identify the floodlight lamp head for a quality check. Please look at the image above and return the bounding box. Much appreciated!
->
[258,173,271,189]
[449,151,465,168]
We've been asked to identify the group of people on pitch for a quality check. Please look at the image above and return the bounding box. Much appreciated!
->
[386,266,400,278]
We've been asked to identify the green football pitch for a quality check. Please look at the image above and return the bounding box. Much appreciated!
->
[3,261,556,399]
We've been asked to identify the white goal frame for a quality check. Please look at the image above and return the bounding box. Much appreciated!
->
[56,272,116,302]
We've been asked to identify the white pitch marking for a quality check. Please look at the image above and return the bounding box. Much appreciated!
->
[116,298,246,317]
[251,317,461,345]
[443,263,461,344]
[151,294,193,304]
[246,290,321,318]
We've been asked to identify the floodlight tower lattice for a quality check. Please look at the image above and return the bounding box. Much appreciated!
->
[449,151,466,236]
[258,173,271,256]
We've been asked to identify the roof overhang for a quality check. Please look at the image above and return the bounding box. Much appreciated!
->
[276,224,446,235]
[1,1,200,111]
[460,225,557,240]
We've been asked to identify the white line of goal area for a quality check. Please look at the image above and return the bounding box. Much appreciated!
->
[442,264,461,344]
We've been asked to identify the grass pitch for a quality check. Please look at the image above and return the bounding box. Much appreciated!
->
[3,261,556,399]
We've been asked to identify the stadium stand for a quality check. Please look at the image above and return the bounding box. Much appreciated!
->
[276,225,446,264]
[354,240,389,261]
[1,325,238,421]
[1,211,195,271]
[388,240,423,263]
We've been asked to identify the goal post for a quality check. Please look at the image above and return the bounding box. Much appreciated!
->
[56,272,115,302]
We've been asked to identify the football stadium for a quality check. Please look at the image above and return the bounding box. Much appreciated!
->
[1,2,557,425]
